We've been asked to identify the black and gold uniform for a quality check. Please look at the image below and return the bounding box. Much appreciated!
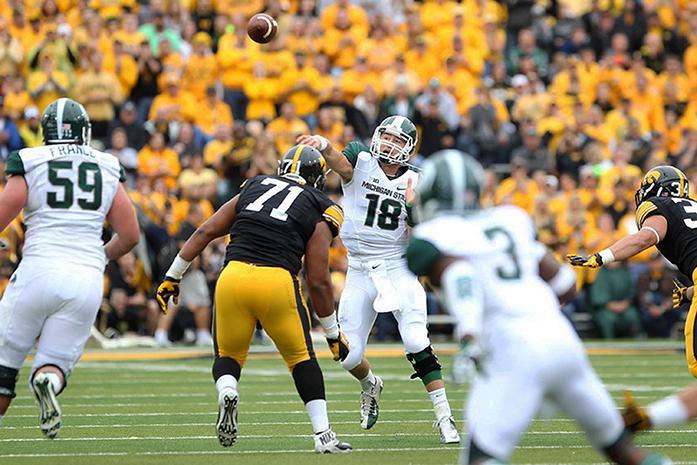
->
[214,174,343,369]
[635,166,697,376]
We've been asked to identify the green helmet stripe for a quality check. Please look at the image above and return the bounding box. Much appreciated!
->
[56,97,67,140]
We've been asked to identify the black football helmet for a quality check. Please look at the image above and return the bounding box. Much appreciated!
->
[278,144,328,189]
[635,165,690,207]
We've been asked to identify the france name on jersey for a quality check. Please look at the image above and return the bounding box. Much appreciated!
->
[340,141,419,261]
[6,144,125,270]
[408,205,570,340]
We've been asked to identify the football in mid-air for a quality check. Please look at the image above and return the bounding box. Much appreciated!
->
[247,13,278,44]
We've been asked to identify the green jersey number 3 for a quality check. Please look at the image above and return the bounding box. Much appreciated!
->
[364,194,401,231]
[47,160,102,210]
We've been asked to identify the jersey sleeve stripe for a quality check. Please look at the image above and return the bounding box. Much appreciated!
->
[635,202,658,228]
[325,205,344,222]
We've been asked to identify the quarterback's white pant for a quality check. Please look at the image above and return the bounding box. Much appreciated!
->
[338,261,429,370]
[0,261,103,377]
[464,323,624,462]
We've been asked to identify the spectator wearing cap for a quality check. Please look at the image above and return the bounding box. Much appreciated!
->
[415,78,459,132]
[18,106,42,148]
[267,102,310,155]
[72,52,124,142]
[194,87,233,138]
[139,11,182,55]
[2,76,31,122]
[148,73,196,123]
[0,19,22,78]
[182,32,218,100]
[27,51,69,113]
[137,132,181,190]
[0,98,22,160]
[103,39,139,98]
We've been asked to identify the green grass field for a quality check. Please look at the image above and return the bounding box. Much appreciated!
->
[2,343,697,465]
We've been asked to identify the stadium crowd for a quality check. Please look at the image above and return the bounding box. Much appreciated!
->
[0,0,695,343]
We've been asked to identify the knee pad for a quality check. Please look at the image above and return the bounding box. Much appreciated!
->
[340,339,364,371]
[0,365,19,399]
[30,364,67,395]
[212,356,242,382]
[406,346,442,385]
[292,359,325,404]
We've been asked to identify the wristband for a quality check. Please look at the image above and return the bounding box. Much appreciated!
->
[318,314,340,339]
[166,255,191,280]
[598,249,615,265]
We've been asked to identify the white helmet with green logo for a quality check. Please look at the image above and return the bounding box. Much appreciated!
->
[370,115,418,165]
[41,98,92,145]
[413,150,485,222]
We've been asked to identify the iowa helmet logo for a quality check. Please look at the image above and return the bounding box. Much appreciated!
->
[644,170,661,185]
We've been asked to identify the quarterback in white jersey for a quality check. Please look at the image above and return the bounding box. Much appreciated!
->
[407,150,672,465]
[0,98,140,438]
[298,116,459,444]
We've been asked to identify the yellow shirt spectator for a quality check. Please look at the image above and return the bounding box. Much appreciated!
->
[72,55,124,122]
[420,0,458,32]
[321,2,369,39]
[149,76,197,122]
[267,103,311,154]
[27,54,70,113]
[203,125,234,168]
[195,89,234,136]
[137,133,181,189]
[217,31,258,90]
[182,33,218,100]
[244,63,279,121]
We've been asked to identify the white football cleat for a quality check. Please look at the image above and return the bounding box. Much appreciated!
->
[32,372,61,439]
[359,376,383,429]
[216,389,239,447]
[435,415,460,444]
[314,428,352,453]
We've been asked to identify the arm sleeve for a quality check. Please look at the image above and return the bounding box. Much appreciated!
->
[441,260,484,339]
[5,151,25,176]
[342,140,369,168]
[406,237,442,276]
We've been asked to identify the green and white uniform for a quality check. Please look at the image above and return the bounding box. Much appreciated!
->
[0,143,125,376]
[337,141,429,370]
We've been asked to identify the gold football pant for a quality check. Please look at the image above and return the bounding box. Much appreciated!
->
[213,261,314,369]
[684,268,697,378]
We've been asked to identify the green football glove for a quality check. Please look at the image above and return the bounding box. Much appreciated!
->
[156,277,180,315]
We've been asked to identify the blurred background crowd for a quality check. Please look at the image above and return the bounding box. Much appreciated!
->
[0,0,695,344]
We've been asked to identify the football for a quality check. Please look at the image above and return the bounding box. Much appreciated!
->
[247,13,278,44]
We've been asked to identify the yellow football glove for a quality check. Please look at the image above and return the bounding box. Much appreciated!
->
[326,332,350,362]
[673,278,690,309]
[156,277,180,315]
[622,390,651,432]
[566,253,603,268]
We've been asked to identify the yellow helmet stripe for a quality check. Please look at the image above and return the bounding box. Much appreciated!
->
[290,145,305,173]
[671,166,685,196]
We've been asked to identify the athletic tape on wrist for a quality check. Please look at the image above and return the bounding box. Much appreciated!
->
[318,314,339,339]
[166,255,191,280]
[598,249,615,264]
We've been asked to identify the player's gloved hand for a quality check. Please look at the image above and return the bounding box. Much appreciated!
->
[450,337,484,385]
[673,279,690,309]
[622,390,652,432]
[566,253,603,268]
[326,331,350,362]
[156,277,180,315]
